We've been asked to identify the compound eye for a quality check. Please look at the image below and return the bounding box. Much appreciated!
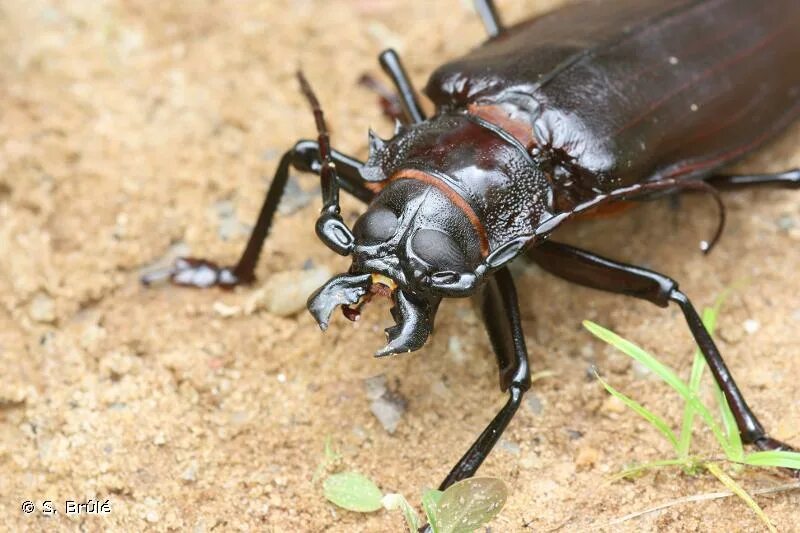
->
[411,229,467,272]
[353,207,399,244]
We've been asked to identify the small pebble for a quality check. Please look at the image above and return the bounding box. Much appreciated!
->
[213,301,240,318]
[215,200,249,240]
[29,292,56,323]
[153,433,167,446]
[363,375,388,401]
[277,176,318,215]
[181,463,198,483]
[245,267,331,317]
[363,375,407,434]
[566,429,583,441]
[498,439,521,456]
[370,395,406,434]
[632,360,653,379]
[575,445,601,469]
[600,395,626,415]
[448,336,466,364]
[743,319,760,335]
[777,215,795,231]
[526,394,543,415]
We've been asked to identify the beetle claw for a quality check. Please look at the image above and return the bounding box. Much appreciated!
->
[374,290,434,357]
[307,273,372,330]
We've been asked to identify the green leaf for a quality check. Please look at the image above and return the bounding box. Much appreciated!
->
[323,472,383,512]
[743,450,800,470]
[436,477,508,533]
[582,320,733,457]
[705,462,776,533]
[382,493,420,532]
[422,489,443,533]
[595,371,678,451]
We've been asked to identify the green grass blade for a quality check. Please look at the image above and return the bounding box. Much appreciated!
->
[677,351,706,458]
[595,371,678,451]
[608,458,696,482]
[583,320,733,457]
[700,298,746,461]
[713,380,744,461]
[743,451,800,470]
[705,462,777,533]
[313,436,341,484]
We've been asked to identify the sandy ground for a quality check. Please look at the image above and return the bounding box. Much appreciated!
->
[1,1,799,531]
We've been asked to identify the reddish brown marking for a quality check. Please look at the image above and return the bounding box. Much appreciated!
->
[467,103,537,150]
[389,169,490,257]
[573,200,637,220]
[364,181,386,194]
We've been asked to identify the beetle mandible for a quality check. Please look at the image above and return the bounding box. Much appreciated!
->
[144,0,800,491]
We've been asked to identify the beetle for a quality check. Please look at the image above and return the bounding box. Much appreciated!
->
[144,0,800,495]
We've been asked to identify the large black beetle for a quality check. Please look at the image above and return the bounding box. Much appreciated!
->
[145,0,800,493]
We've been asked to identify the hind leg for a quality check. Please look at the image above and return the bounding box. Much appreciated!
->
[529,240,799,474]
[708,168,800,189]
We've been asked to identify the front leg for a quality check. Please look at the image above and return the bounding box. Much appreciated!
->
[528,240,799,473]
[141,140,372,289]
[439,267,531,490]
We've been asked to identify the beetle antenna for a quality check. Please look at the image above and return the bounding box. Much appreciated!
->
[296,71,356,256]
[297,71,333,182]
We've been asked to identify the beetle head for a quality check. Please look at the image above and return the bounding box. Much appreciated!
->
[307,178,485,356]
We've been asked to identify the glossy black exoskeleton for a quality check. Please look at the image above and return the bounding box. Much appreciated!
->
[144,0,800,501]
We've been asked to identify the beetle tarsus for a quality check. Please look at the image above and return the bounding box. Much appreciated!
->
[140,257,243,289]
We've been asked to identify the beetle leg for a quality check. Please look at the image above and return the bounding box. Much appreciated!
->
[528,240,799,476]
[378,49,426,125]
[475,0,505,38]
[140,140,373,288]
[707,167,800,189]
[438,267,531,490]
[358,73,406,123]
